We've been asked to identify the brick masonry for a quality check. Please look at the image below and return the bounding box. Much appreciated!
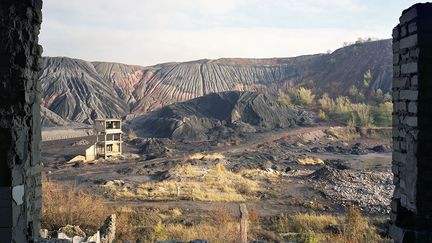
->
[390,3,432,243]
[0,0,43,242]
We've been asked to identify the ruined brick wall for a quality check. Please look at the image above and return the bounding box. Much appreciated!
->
[0,0,43,242]
[390,3,432,242]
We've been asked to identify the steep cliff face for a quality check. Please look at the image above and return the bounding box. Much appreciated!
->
[39,39,392,124]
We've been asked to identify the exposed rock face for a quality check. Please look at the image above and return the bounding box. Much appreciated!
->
[129,91,315,141]
[40,40,392,124]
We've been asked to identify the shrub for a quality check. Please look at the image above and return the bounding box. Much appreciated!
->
[297,87,316,105]
[372,102,392,127]
[318,110,328,121]
[318,93,334,111]
[349,86,365,102]
[277,91,292,106]
[363,70,372,89]
[351,103,373,127]
[374,89,384,102]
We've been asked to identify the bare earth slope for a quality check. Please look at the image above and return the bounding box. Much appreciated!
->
[39,57,129,123]
[39,39,392,124]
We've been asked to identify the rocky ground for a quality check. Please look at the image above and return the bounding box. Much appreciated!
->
[42,124,393,220]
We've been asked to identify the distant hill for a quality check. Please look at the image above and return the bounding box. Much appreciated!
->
[128,91,315,142]
[39,39,392,124]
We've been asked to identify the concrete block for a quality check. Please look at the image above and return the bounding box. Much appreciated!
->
[400,7,418,24]
[400,34,418,49]
[410,48,420,59]
[394,77,407,88]
[404,116,418,127]
[408,22,418,33]
[396,101,407,111]
[401,62,418,74]
[401,25,408,38]
[408,102,417,113]
[399,90,418,100]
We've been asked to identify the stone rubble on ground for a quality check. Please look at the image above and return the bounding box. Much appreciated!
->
[36,214,115,243]
[307,166,394,214]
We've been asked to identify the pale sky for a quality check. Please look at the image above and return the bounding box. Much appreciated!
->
[40,0,421,66]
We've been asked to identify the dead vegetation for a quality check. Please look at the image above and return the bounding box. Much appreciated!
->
[269,207,388,243]
[186,152,225,160]
[297,157,325,165]
[42,179,110,234]
[42,180,389,242]
[105,163,260,202]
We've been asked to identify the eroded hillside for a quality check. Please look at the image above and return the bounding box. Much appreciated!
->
[39,39,392,124]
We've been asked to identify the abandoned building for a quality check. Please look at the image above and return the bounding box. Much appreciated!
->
[1,0,432,242]
[85,119,123,161]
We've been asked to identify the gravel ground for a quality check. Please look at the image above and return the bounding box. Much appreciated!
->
[306,166,394,214]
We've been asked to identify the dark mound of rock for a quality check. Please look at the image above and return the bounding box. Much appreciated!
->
[138,138,174,158]
[129,91,316,141]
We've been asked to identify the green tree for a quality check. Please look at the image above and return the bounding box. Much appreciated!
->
[349,85,365,102]
[363,70,372,89]
[372,102,392,127]
[375,88,384,102]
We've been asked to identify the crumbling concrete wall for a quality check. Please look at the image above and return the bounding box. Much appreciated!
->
[0,0,43,242]
[390,3,432,242]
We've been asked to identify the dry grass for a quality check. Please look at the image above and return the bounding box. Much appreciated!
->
[187,152,225,160]
[297,157,325,165]
[42,179,111,234]
[273,207,385,243]
[325,126,361,141]
[42,180,386,242]
[108,163,259,202]
[325,207,383,243]
[164,205,240,243]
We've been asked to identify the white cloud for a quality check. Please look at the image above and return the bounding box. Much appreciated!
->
[40,0,400,65]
